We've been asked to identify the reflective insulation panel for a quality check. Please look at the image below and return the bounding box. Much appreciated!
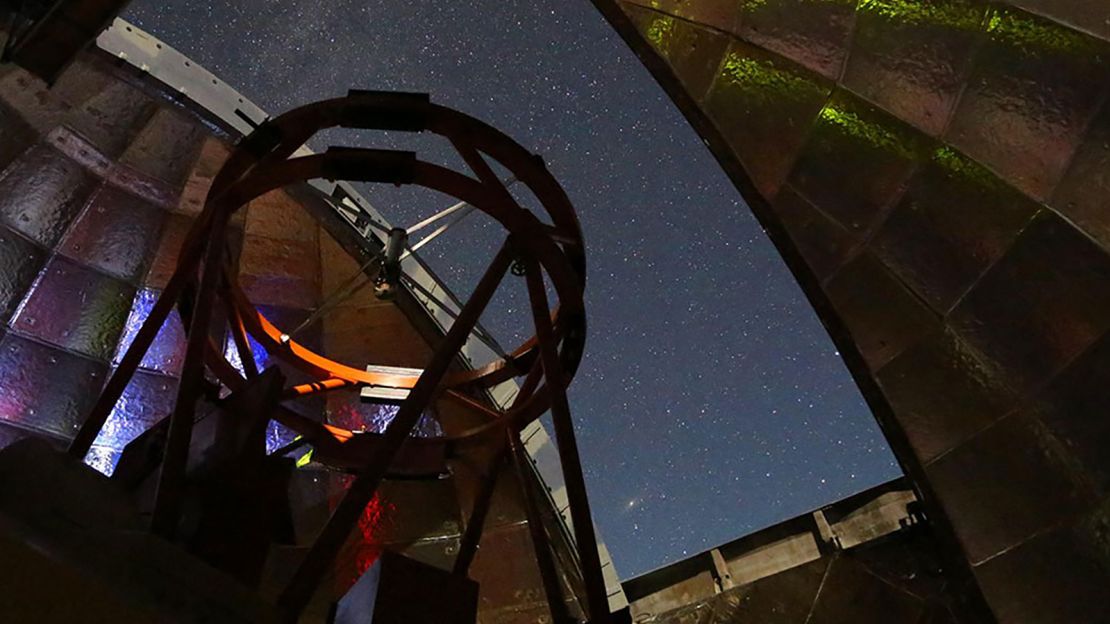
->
[0,224,47,327]
[0,144,97,247]
[113,288,188,377]
[599,0,1110,620]
[87,369,178,475]
[12,255,135,361]
[0,332,108,439]
[59,184,167,284]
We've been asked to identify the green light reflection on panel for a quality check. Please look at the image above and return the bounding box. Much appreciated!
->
[932,146,1009,192]
[985,7,1102,57]
[295,447,314,468]
[744,0,857,12]
[718,51,826,105]
[81,280,133,359]
[817,100,917,160]
[858,0,984,31]
[645,14,676,57]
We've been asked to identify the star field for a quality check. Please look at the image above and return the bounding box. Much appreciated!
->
[125,0,900,578]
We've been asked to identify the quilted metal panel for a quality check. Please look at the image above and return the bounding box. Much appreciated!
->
[843,0,987,136]
[624,0,742,34]
[360,477,462,544]
[319,227,370,295]
[0,332,108,438]
[0,101,37,173]
[323,301,433,369]
[83,446,123,476]
[222,330,272,379]
[876,328,1018,463]
[0,224,48,327]
[789,90,925,234]
[452,459,530,531]
[948,213,1110,395]
[625,6,732,100]
[944,6,1110,200]
[12,256,135,361]
[1005,0,1110,54]
[0,419,39,451]
[178,137,231,216]
[245,190,319,244]
[64,80,156,159]
[144,212,194,290]
[769,186,857,280]
[59,184,167,284]
[0,59,110,133]
[90,369,178,460]
[327,480,463,593]
[119,107,205,189]
[112,288,187,377]
[386,536,462,574]
[972,505,1110,624]
[325,394,442,439]
[1051,100,1110,250]
[870,148,1039,312]
[924,411,1092,564]
[265,420,300,456]
[824,252,938,372]
[469,525,548,613]
[703,40,831,198]
[0,70,66,133]
[238,234,320,311]
[737,0,858,79]
[0,144,97,247]
[1024,331,1110,494]
[605,0,1110,618]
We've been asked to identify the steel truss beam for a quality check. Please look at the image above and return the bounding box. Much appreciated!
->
[70,90,604,623]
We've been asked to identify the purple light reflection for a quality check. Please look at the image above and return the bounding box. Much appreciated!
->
[113,288,187,376]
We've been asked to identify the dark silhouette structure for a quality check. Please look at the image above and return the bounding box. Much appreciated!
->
[2,2,1110,622]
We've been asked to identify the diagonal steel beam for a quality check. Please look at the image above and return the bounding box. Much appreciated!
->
[524,258,609,624]
[277,239,515,618]
[150,211,232,538]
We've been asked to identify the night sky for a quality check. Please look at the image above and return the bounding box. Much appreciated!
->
[125,1,900,578]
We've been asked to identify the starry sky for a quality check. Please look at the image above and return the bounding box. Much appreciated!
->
[125,0,900,578]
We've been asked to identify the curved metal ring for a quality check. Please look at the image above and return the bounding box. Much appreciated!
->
[184,93,586,449]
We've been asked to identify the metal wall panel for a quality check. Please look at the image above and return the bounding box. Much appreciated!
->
[0,332,108,439]
[843,0,985,137]
[596,0,1110,620]
[59,185,166,283]
[703,39,831,198]
[738,0,858,79]
[0,56,207,476]
[870,152,1038,313]
[0,224,48,327]
[12,256,135,361]
[86,369,178,473]
[0,144,97,247]
[945,9,1107,201]
[113,288,188,376]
